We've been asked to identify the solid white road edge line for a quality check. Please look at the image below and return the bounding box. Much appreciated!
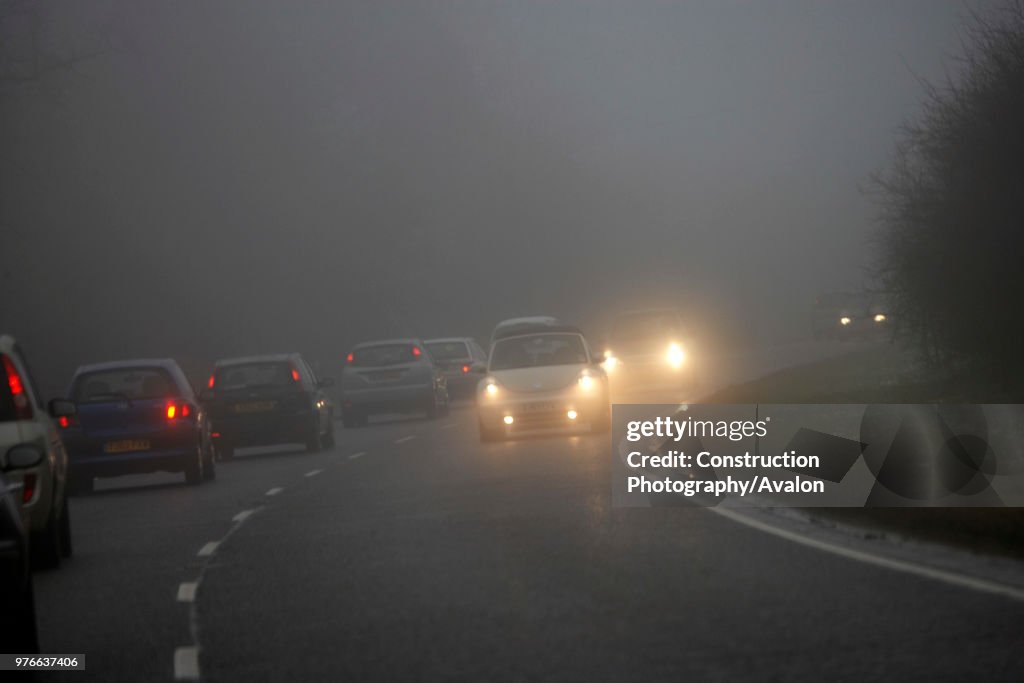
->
[176,582,198,603]
[710,505,1024,602]
[173,646,200,681]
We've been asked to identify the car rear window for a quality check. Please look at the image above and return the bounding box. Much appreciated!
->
[215,362,297,390]
[424,341,470,361]
[73,368,178,403]
[489,334,588,370]
[349,345,421,367]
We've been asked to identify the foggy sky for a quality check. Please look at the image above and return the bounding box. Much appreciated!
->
[1,1,979,393]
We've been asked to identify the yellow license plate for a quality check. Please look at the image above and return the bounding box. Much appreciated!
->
[232,401,277,414]
[104,439,151,454]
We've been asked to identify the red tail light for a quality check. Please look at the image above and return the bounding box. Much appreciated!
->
[462,364,471,374]
[165,401,193,421]
[411,346,422,358]
[207,374,215,389]
[166,404,177,419]
[23,473,37,504]
[2,355,33,420]
[291,367,301,382]
[59,416,69,428]
[346,353,354,364]
[181,403,191,417]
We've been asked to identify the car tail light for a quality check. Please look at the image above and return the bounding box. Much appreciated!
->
[207,374,215,389]
[346,353,354,364]
[2,354,33,420]
[412,346,422,358]
[166,401,194,421]
[291,366,301,382]
[22,473,37,504]
[462,364,471,374]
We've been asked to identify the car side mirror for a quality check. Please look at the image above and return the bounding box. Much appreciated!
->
[317,377,335,389]
[48,399,76,419]
[4,444,43,470]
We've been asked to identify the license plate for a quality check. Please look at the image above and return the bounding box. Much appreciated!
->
[232,401,277,414]
[523,401,557,413]
[104,439,150,454]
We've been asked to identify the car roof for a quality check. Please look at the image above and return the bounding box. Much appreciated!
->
[352,338,422,349]
[214,353,301,367]
[423,337,472,344]
[73,358,183,374]
[495,316,559,328]
[493,324,585,341]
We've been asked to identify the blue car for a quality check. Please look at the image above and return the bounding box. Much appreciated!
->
[62,359,215,493]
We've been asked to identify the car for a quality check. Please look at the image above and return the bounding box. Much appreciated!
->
[0,463,40,653]
[340,339,448,427]
[201,353,335,458]
[0,334,75,569]
[811,292,891,340]
[62,358,214,491]
[477,324,610,441]
[601,309,694,386]
[488,316,560,348]
[423,337,488,399]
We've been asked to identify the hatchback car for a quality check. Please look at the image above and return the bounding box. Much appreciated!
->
[488,316,560,348]
[0,334,75,568]
[201,353,335,458]
[477,325,610,441]
[423,337,488,399]
[340,339,448,427]
[63,359,214,491]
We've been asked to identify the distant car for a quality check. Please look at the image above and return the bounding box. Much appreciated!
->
[63,359,214,491]
[340,339,449,427]
[477,324,610,441]
[811,292,891,339]
[0,465,39,653]
[0,334,75,569]
[423,337,488,399]
[201,353,335,458]
[488,316,560,348]
[601,309,694,386]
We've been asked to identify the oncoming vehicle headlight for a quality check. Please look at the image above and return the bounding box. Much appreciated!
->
[840,316,852,326]
[874,313,887,323]
[484,378,500,397]
[666,343,685,369]
[602,354,618,372]
[578,371,595,391]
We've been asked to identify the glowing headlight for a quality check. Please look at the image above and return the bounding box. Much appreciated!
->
[578,372,595,391]
[602,355,618,372]
[840,317,852,326]
[874,314,887,323]
[666,343,685,368]
[484,379,499,397]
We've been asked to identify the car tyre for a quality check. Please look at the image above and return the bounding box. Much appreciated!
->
[32,504,62,570]
[184,448,202,485]
[59,493,72,558]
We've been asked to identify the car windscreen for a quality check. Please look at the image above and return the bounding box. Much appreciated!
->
[489,334,588,370]
[214,362,296,390]
[349,344,420,367]
[73,367,178,403]
[425,341,470,361]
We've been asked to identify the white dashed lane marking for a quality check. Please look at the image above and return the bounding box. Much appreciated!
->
[197,542,219,557]
[305,469,323,477]
[232,509,256,523]
[266,487,283,496]
[349,452,366,460]
[173,646,200,680]
[176,582,198,603]
[394,435,416,444]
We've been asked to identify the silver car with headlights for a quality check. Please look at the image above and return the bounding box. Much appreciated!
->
[340,339,449,427]
[601,309,694,387]
[477,325,610,442]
